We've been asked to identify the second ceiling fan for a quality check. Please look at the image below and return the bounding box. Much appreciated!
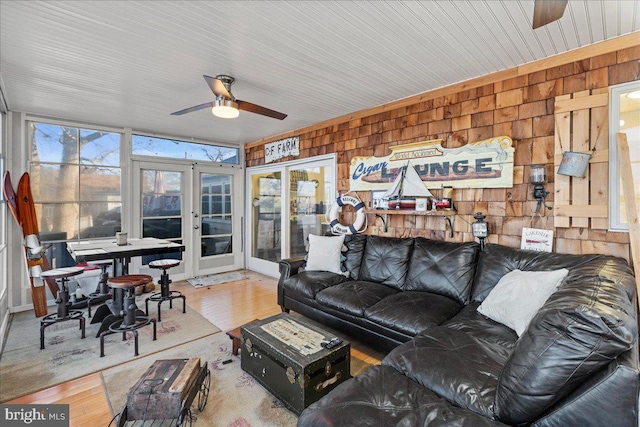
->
[171,75,287,120]
[532,0,568,29]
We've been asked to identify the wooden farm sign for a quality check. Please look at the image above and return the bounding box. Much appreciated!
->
[265,136,300,163]
[350,136,514,191]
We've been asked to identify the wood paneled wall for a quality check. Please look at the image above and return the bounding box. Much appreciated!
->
[245,39,640,261]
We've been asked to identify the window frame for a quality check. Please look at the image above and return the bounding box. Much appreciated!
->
[26,118,124,242]
[0,112,7,308]
[131,133,240,165]
[608,81,640,231]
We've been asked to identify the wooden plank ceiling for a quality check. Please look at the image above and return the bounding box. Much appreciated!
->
[0,1,638,146]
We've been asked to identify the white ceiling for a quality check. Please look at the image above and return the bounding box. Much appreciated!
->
[1,1,639,147]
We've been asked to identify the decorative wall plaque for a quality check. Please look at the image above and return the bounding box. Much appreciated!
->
[349,136,514,190]
[265,136,300,163]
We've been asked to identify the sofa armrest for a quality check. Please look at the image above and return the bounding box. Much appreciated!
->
[278,257,306,307]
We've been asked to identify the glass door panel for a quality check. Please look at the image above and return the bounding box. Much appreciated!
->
[134,161,243,279]
[140,169,184,265]
[289,165,333,258]
[200,173,232,256]
[250,172,282,264]
[193,164,243,276]
[246,155,335,277]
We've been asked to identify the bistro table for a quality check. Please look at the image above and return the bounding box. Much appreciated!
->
[67,237,186,336]
[68,237,185,276]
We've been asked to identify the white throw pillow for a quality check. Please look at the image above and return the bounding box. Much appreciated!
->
[305,234,346,275]
[477,268,569,336]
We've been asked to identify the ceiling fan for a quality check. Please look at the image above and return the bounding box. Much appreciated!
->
[171,75,287,120]
[532,0,568,29]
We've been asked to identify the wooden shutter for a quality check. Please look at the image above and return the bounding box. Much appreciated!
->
[553,88,609,229]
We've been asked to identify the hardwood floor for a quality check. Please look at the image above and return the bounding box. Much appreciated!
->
[4,270,385,426]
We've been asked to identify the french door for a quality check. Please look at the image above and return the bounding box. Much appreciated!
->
[132,160,243,279]
[246,155,336,277]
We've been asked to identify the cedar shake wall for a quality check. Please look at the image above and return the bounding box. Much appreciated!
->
[245,44,640,262]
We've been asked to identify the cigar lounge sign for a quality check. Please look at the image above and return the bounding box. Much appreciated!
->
[350,136,514,190]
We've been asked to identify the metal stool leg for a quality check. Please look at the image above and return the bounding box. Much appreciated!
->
[133,330,139,356]
[100,332,107,357]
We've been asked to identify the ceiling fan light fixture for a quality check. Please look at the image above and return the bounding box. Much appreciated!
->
[212,98,239,118]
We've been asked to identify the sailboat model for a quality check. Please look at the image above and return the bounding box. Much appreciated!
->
[382,162,433,209]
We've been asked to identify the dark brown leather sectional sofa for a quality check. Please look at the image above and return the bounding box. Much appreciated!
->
[278,235,639,426]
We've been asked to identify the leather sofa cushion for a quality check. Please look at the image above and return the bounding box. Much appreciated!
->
[343,234,367,280]
[404,238,479,304]
[364,291,462,336]
[298,365,510,427]
[384,327,513,418]
[471,243,604,303]
[315,280,398,317]
[494,257,638,425]
[531,348,639,427]
[442,303,518,350]
[282,271,349,300]
[359,235,413,290]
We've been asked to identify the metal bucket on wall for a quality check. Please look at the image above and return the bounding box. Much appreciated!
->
[557,151,592,178]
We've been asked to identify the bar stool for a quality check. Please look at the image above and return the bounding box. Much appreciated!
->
[85,259,113,318]
[40,267,86,350]
[100,274,157,357]
[145,259,185,322]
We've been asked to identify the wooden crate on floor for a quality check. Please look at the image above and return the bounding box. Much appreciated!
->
[126,358,202,421]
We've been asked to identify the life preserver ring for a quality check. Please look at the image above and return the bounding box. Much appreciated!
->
[329,194,366,235]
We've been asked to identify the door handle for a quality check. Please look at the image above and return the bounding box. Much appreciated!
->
[194,213,199,218]
[194,225,199,229]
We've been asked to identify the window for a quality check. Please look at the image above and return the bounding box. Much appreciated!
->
[28,122,122,241]
[1,112,7,307]
[131,134,239,164]
[609,81,640,231]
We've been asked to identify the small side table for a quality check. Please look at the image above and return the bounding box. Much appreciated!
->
[39,267,86,350]
[226,319,258,356]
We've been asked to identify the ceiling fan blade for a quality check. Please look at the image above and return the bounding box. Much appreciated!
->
[203,75,232,98]
[532,0,568,29]
[236,100,287,120]
[170,101,214,115]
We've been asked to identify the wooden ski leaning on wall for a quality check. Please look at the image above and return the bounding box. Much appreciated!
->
[6,172,60,298]
[17,173,52,317]
[3,171,57,317]
[3,171,20,226]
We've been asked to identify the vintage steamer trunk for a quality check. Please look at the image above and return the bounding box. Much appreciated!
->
[241,313,350,415]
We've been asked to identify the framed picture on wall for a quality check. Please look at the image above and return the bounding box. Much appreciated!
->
[371,190,387,209]
[520,227,554,252]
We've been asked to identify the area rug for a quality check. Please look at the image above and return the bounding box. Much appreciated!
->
[102,332,374,427]
[0,302,220,402]
[187,270,249,288]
